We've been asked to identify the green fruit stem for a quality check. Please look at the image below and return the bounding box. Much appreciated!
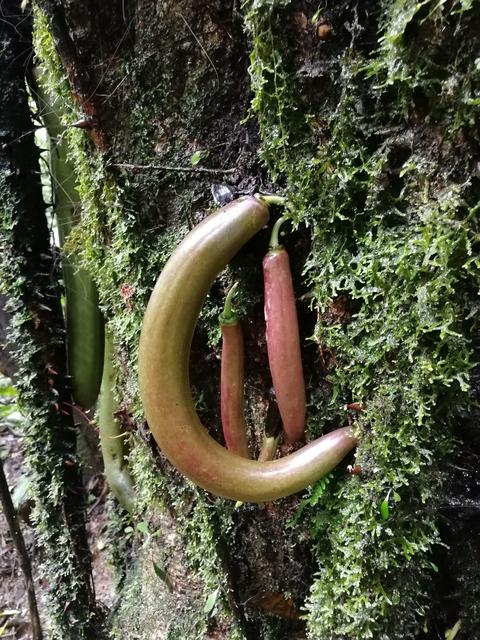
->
[98,330,135,513]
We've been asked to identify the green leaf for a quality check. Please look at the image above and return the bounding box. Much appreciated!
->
[445,619,461,640]
[190,150,208,166]
[380,498,389,521]
[203,587,220,616]
[152,561,172,591]
[137,521,149,535]
[124,526,134,534]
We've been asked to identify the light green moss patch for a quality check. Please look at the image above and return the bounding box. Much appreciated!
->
[245,0,480,637]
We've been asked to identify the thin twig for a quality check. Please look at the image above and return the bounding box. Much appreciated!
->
[63,402,96,429]
[0,460,43,640]
[178,13,219,85]
[111,162,236,175]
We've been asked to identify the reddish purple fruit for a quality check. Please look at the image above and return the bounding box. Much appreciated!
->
[263,216,306,443]
[220,283,249,458]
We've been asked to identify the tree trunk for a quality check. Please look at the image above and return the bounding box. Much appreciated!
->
[22,1,480,639]
[0,2,100,638]
[0,294,16,378]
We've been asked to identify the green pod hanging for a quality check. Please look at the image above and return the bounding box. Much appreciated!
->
[35,69,104,409]
[98,330,135,513]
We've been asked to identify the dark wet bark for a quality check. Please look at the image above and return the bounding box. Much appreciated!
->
[0,2,98,637]
[0,295,16,378]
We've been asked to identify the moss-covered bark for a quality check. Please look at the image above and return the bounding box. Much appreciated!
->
[27,0,480,638]
[0,2,101,638]
[245,2,480,638]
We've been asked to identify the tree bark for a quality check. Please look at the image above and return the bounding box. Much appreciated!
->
[0,295,16,379]
[27,1,480,639]
[0,2,99,638]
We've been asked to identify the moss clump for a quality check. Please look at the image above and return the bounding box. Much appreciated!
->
[245,0,480,638]
[368,0,480,135]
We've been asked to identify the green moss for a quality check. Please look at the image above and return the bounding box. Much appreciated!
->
[245,1,311,183]
[113,438,245,639]
[109,537,208,640]
[367,0,480,134]
[33,10,246,639]
[104,497,133,588]
[0,133,99,640]
[245,0,480,638]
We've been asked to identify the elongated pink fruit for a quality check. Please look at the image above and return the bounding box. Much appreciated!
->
[264,217,306,442]
[220,284,249,457]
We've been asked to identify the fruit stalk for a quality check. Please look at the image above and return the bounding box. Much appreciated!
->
[258,435,280,462]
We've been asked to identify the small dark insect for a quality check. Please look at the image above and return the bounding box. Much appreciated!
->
[211,183,235,206]
[348,464,363,476]
[346,402,365,412]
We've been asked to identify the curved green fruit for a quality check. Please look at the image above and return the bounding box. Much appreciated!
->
[98,331,135,513]
[36,69,104,409]
[139,196,357,503]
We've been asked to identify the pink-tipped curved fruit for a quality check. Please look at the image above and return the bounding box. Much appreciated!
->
[263,217,306,442]
[220,283,249,458]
